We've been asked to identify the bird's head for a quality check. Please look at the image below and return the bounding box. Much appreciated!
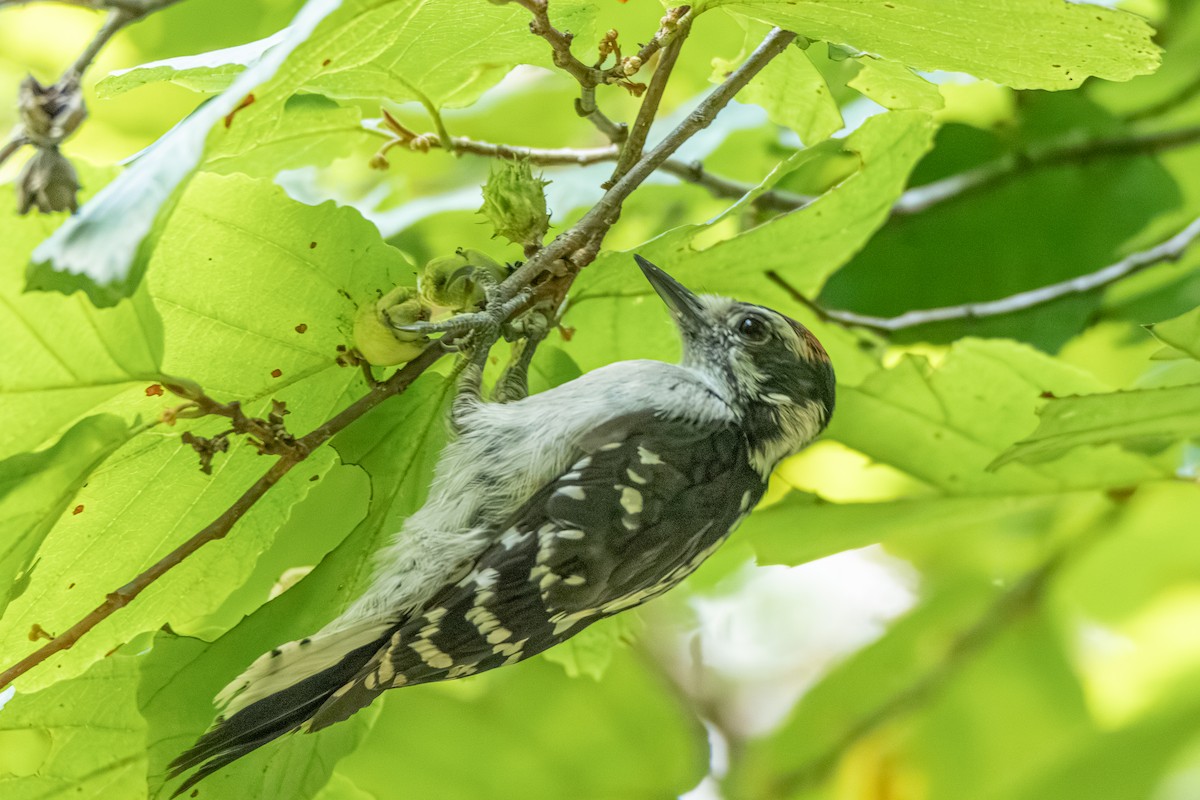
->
[636,255,835,474]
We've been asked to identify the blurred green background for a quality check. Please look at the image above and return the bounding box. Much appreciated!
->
[3,1,1200,799]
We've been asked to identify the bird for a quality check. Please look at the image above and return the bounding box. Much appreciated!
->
[168,255,836,794]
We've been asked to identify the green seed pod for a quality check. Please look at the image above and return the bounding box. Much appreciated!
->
[478,160,550,247]
[418,249,509,312]
[353,286,431,366]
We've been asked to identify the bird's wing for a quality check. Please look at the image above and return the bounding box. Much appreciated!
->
[308,411,765,730]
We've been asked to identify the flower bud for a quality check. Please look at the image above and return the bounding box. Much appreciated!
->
[478,160,550,247]
[18,75,86,148]
[17,146,79,215]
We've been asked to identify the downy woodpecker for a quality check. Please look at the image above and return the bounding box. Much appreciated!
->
[170,256,836,792]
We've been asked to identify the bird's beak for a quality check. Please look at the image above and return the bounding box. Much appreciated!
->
[635,255,705,326]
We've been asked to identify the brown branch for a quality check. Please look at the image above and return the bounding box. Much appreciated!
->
[0,342,448,691]
[770,214,1200,333]
[514,0,597,85]
[514,0,693,144]
[501,27,797,296]
[607,10,692,186]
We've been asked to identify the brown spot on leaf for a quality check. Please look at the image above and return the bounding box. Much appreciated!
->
[72,504,84,515]
[1039,391,1056,399]
[1107,486,1137,503]
[29,624,53,642]
[309,474,319,481]
[558,325,576,342]
[223,93,256,128]
[322,59,331,67]
[271,368,283,378]
[145,383,164,397]
[295,323,308,334]
[309,241,317,249]
[68,582,75,589]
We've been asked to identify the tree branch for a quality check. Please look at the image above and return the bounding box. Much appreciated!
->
[771,214,1200,333]
[0,22,797,691]
[501,27,797,295]
[607,8,692,186]
[0,342,448,690]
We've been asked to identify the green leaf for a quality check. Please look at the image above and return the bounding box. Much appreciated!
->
[0,655,147,800]
[994,384,1200,467]
[333,652,708,800]
[0,172,420,692]
[541,613,644,681]
[730,32,843,145]
[205,94,375,178]
[97,31,285,97]
[742,493,1061,568]
[849,56,944,112]
[696,0,1160,90]
[659,109,936,297]
[830,339,1167,494]
[31,0,599,305]
[1148,305,1200,361]
[0,415,133,619]
[27,0,348,306]
[909,614,1094,800]
[142,375,452,800]
[728,579,998,798]
[0,165,164,460]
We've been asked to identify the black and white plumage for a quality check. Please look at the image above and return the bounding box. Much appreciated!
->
[169,256,835,794]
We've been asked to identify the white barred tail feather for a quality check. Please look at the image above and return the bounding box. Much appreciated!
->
[166,620,392,797]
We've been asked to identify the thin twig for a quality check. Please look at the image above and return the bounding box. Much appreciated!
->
[894,125,1200,216]
[68,8,129,77]
[0,342,448,691]
[608,10,692,185]
[576,85,626,142]
[659,158,811,211]
[773,214,1200,333]
[383,122,1200,222]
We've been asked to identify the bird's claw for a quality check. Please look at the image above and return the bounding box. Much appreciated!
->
[394,282,533,354]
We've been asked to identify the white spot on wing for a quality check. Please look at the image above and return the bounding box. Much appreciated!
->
[619,486,643,514]
[557,485,586,501]
[637,446,664,465]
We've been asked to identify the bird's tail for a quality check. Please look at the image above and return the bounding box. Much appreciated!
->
[167,618,391,797]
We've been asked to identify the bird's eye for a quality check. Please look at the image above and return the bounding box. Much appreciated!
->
[737,315,771,344]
